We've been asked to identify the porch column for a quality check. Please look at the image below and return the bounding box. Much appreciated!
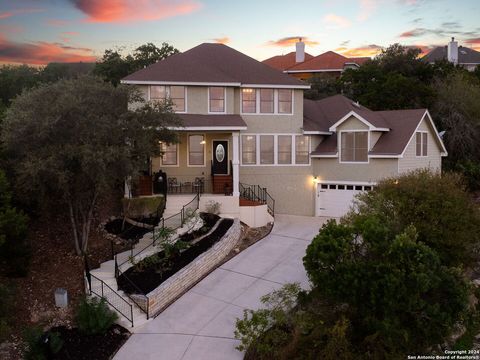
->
[232,131,240,197]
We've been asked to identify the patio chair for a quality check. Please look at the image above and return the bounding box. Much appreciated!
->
[192,177,204,194]
[168,177,181,193]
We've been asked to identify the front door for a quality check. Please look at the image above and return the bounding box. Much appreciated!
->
[212,140,228,175]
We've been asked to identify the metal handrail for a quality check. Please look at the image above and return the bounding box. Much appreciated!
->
[85,257,134,327]
[239,182,275,217]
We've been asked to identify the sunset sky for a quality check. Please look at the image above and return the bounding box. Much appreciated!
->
[0,0,479,65]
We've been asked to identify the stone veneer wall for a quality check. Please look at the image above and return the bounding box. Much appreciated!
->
[132,218,242,317]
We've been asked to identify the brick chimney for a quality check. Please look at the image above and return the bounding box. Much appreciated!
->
[295,38,305,63]
[447,37,458,65]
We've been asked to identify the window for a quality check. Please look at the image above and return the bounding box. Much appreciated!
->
[241,134,310,166]
[188,135,204,166]
[295,135,310,164]
[160,143,178,166]
[242,89,256,113]
[260,89,274,113]
[278,89,292,114]
[340,131,368,162]
[242,135,256,164]
[170,86,185,112]
[416,132,428,156]
[150,85,185,112]
[277,135,292,164]
[209,87,225,112]
[260,135,274,164]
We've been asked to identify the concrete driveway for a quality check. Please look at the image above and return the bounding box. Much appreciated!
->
[114,215,328,360]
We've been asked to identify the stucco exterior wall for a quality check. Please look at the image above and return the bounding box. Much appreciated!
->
[239,166,315,216]
[398,118,442,174]
[312,158,398,183]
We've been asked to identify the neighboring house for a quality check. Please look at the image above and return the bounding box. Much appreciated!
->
[121,43,446,220]
[263,39,370,80]
[423,37,480,71]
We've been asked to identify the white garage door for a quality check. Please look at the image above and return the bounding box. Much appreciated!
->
[316,183,373,218]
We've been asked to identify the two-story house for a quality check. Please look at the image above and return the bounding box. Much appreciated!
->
[121,43,446,223]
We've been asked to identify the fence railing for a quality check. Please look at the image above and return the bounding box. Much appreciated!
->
[85,257,134,327]
[239,182,275,217]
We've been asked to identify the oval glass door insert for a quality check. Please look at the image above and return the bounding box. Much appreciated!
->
[215,144,225,162]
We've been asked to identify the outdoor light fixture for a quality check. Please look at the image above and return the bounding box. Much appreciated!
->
[313,176,319,184]
[200,140,206,145]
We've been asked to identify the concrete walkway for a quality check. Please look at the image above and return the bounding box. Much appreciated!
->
[114,215,328,360]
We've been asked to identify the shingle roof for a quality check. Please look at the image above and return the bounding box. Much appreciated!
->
[262,52,314,71]
[306,95,430,156]
[287,51,369,72]
[423,46,480,64]
[122,43,308,88]
[178,114,246,129]
[263,51,370,73]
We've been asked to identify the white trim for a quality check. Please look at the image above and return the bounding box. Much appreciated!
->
[240,133,311,167]
[369,154,402,158]
[328,111,390,132]
[285,69,344,73]
[400,110,448,158]
[212,139,230,175]
[303,130,332,135]
[240,84,310,89]
[415,131,428,158]
[317,180,377,186]
[122,80,310,89]
[187,133,206,167]
[122,80,241,86]
[240,88,294,116]
[208,86,227,114]
[338,130,370,164]
[310,154,338,158]
[169,126,247,131]
[159,142,179,167]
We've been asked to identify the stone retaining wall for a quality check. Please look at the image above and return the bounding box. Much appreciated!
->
[132,218,242,317]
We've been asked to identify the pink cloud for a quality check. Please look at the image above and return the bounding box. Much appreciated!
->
[336,44,383,57]
[212,37,230,44]
[0,37,96,65]
[266,36,319,47]
[323,14,351,28]
[70,0,202,23]
[0,8,44,19]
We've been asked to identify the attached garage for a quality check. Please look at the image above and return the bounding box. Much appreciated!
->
[315,182,374,218]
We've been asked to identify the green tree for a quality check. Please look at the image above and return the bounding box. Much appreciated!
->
[340,44,435,110]
[304,75,340,100]
[304,219,470,355]
[0,65,41,107]
[2,76,181,255]
[0,170,29,276]
[94,42,179,86]
[347,170,480,267]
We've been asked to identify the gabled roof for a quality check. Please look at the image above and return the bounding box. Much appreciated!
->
[423,46,480,64]
[286,51,369,72]
[306,95,446,157]
[262,51,314,71]
[122,43,308,88]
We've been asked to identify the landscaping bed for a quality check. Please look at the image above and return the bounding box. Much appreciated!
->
[117,213,233,295]
[104,218,154,241]
[45,324,129,360]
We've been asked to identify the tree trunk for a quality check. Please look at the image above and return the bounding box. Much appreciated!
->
[68,200,82,255]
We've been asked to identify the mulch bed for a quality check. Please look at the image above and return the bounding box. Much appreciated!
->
[104,218,153,242]
[118,215,233,295]
[49,324,129,360]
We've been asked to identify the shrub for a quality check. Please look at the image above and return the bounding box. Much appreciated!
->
[303,219,470,354]
[235,283,300,359]
[205,200,221,215]
[23,327,63,360]
[346,170,480,267]
[75,297,118,335]
[0,170,30,276]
